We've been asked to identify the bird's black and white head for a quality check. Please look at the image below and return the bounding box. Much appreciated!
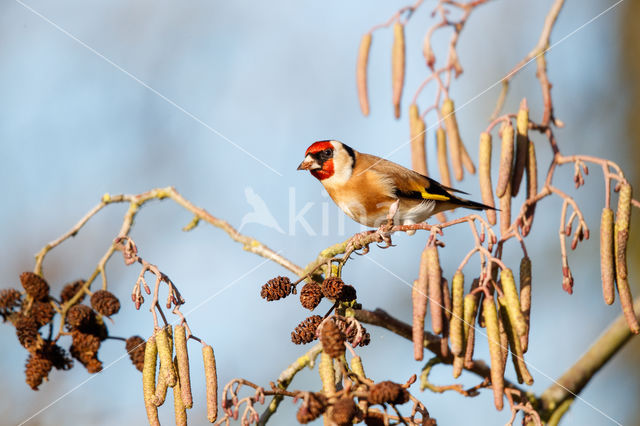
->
[297,140,356,184]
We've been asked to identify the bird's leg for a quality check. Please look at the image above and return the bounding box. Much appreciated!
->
[375,199,399,248]
[344,200,400,255]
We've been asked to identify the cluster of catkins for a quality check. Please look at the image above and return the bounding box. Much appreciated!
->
[260,276,370,347]
[0,272,146,390]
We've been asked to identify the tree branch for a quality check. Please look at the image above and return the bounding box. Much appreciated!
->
[539,296,640,422]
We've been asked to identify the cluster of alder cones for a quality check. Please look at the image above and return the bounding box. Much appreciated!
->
[292,317,434,425]
[0,272,146,390]
[260,276,371,347]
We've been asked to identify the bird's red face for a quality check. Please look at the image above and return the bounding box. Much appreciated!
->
[297,140,335,180]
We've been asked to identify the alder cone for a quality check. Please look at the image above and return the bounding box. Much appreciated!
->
[60,280,86,305]
[90,290,121,316]
[291,315,323,345]
[300,282,323,310]
[66,304,95,329]
[331,397,359,426]
[260,276,292,301]
[31,301,55,327]
[126,336,146,372]
[25,353,53,390]
[320,320,346,358]
[296,392,328,424]
[321,277,345,299]
[368,381,410,405]
[0,288,21,313]
[20,272,49,300]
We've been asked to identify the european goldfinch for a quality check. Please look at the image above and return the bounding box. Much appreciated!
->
[297,140,493,233]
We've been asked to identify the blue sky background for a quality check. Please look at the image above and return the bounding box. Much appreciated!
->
[0,1,638,425]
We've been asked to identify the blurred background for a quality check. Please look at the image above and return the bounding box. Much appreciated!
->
[1,0,638,424]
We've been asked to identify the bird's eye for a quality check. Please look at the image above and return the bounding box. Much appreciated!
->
[323,149,333,157]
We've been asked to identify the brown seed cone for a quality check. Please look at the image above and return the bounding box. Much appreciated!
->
[66,304,95,329]
[331,397,359,426]
[291,315,323,345]
[16,315,42,351]
[296,392,328,424]
[126,336,146,372]
[320,319,346,358]
[60,280,86,305]
[321,277,345,299]
[364,410,386,426]
[25,353,53,390]
[300,282,323,310]
[340,285,357,302]
[70,343,103,373]
[368,381,410,405]
[40,342,73,371]
[333,316,371,347]
[72,330,101,354]
[31,301,55,327]
[90,290,121,317]
[0,288,21,313]
[357,33,372,117]
[260,276,293,301]
[20,272,49,300]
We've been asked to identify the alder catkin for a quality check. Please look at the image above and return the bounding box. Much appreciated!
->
[500,269,527,338]
[522,139,538,235]
[202,344,218,423]
[156,327,177,388]
[436,127,452,187]
[142,335,160,426]
[412,280,427,360]
[174,325,193,409]
[319,352,336,395]
[391,22,405,119]
[442,98,464,181]
[483,296,504,411]
[496,121,514,198]
[498,298,534,385]
[614,184,639,334]
[600,208,616,305]
[410,104,428,176]
[173,357,187,426]
[426,246,443,335]
[499,180,512,237]
[450,272,465,356]
[479,132,496,225]
[511,100,529,196]
[519,257,532,353]
[357,33,372,116]
[463,281,480,368]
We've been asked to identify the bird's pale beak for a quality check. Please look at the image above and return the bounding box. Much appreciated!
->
[297,156,321,171]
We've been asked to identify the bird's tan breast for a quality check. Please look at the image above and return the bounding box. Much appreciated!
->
[322,167,396,226]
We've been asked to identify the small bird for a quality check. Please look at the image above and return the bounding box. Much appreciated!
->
[297,140,493,234]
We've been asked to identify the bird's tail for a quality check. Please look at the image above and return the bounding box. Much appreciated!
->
[452,196,498,211]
